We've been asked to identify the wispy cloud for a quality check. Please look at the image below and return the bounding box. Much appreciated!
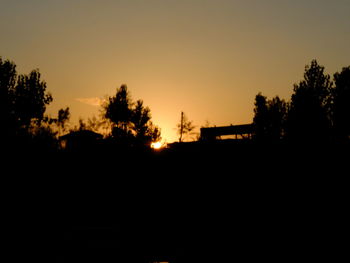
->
[75,97,105,107]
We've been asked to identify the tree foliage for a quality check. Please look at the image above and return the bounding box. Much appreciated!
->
[253,93,287,141]
[0,57,17,137]
[105,84,131,132]
[0,57,53,141]
[57,107,70,136]
[253,59,350,144]
[14,70,53,128]
[332,66,350,141]
[103,84,161,146]
[287,60,332,142]
[253,93,269,140]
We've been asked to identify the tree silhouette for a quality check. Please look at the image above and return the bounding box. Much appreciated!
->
[104,84,131,135]
[57,107,70,136]
[332,66,350,142]
[287,60,332,142]
[14,70,53,129]
[131,100,161,145]
[253,93,287,141]
[267,96,288,141]
[0,57,17,138]
[0,57,53,143]
[132,100,151,139]
[253,93,269,141]
[177,112,195,142]
[146,122,161,144]
[103,84,161,145]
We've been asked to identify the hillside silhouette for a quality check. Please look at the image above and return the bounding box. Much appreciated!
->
[1,56,349,262]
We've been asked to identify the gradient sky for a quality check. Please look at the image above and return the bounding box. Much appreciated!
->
[1,0,349,142]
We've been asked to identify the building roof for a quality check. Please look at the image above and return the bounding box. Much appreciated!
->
[60,130,103,140]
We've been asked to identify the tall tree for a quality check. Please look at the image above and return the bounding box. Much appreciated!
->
[14,70,53,129]
[253,93,287,141]
[104,84,132,133]
[131,99,161,145]
[57,107,70,136]
[287,60,332,142]
[0,57,17,137]
[267,96,288,141]
[253,93,269,141]
[104,84,133,139]
[103,84,161,145]
[132,100,151,139]
[0,57,53,139]
[332,66,350,142]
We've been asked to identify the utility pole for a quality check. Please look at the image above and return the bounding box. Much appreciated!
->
[179,111,184,143]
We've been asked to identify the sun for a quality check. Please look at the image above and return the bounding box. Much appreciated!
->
[151,141,162,150]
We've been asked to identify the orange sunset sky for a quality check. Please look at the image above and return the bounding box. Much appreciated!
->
[1,0,349,142]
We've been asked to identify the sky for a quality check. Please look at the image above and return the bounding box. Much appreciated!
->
[1,0,349,142]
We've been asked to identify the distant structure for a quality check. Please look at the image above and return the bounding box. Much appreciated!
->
[200,124,253,141]
[60,130,103,150]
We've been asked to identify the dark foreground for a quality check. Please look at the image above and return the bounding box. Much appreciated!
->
[2,141,348,263]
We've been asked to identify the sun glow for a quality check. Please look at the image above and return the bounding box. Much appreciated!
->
[151,141,162,150]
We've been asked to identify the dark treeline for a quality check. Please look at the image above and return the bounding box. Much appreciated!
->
[1,56,349,156]
[1,56,349,263]
[0,57,161,156]
[253,60,350,144]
